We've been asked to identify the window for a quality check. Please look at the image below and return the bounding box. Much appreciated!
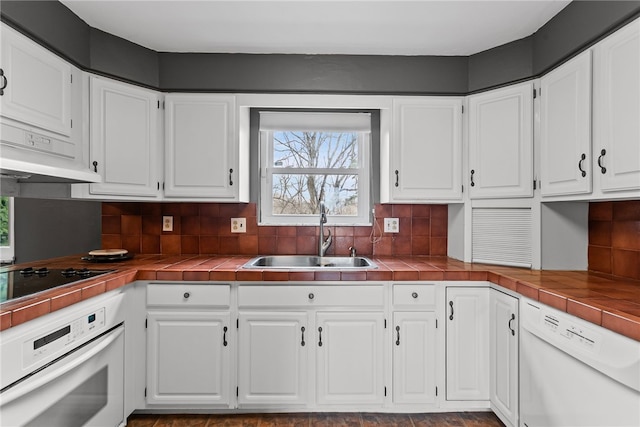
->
[259,111,371,225]
[0,196,14,263]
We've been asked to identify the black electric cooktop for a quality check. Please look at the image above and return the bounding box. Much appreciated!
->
[0,267,114,303]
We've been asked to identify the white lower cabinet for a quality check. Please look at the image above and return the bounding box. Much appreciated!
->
[316,312,385,405]
[489,289,519,427]
[237,311,309,406]
[445,286,490,401]
[392,311,437,404]
[145,284,232,406]
[236,284,385,408]
[146,311,231,405]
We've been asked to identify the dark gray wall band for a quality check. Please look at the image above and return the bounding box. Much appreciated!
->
[14,198,102,264]
[160,53,469,94]
[1,1,639,94]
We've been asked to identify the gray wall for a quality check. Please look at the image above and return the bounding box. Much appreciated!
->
[2,1,638,94]
[14,198,101,264]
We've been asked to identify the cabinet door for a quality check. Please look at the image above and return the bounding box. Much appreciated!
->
[593,18,640,193]
[0,24,72,136]
[540,50,592,197]
[237,311,308,406]
[393,311,437,404]
[490,289,519,427]
[146,311,230,405]
[89,76,161,197]
[390,97,463,201]
[446,287,489,401]
[164,94,237,198]
[316,311,384,405]
[468,82,533,199]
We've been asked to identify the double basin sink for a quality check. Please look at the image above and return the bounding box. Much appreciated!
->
[243,255,377,269]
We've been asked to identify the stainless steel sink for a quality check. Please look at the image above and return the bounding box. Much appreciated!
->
[243,255,377,269]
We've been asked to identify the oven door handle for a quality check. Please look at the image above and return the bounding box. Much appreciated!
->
[0,326,123,406]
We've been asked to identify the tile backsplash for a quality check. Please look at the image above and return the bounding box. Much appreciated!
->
[589,200,640,280]
[102,202,448,257]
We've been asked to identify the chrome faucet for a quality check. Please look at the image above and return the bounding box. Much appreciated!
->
[318,202,332,257]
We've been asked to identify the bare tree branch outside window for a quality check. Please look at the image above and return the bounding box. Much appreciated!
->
[271,131,359,216]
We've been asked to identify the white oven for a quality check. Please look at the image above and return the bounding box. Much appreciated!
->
[0,291,126,427]
[520,297,640,427]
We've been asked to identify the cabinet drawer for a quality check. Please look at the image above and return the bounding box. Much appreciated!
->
[147,284,230,307]
[238,285,384,308]
[393,284,436,307]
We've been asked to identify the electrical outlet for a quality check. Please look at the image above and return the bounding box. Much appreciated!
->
[162,216,173,232]
[384,218,399,233]
[231,217,246,233]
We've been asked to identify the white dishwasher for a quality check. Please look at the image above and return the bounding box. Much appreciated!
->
[520,297,640,427]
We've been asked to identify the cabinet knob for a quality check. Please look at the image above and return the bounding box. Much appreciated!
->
[412,292,418,299]
[308,293,314,300]
[183,292,190,299]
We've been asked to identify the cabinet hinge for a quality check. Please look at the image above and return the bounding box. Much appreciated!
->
[461,185,464,194]
[384,319,386,329]
[461,105,464,114]
[533,88,537,99]
[162,182,165,190]
[145,318,148,329]
[157,100,160,109]
[144,387,147,397]
[435,386,438,396]
[384,386,387,397]
[237,318,239,328]
[236,387,239,397]
[533,180,537,190]
[436,318,438,329]
[70,119,72,128]
[70,74,73,84]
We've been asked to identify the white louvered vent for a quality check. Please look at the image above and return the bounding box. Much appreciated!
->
[472,208,532,268]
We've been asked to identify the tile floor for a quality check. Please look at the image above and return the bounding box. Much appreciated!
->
[126,412,505,427]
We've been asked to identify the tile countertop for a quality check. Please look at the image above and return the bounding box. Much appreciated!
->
[1,255,639,342]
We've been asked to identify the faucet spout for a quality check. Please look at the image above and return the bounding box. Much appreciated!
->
[319,202,332,257]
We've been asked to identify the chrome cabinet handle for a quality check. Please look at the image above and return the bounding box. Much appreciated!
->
[183,292,190,299]
[301,326,306,346]
[395,170,399,187]
[449,300,454,320]
[223,326,228,346]
[508,314,516,336]
[412,292,418,299]
[395,325,400,346]
[598,149,607,174]
[229,168,234,186]
[578,153,586,177]
[470,170,475,187]
[0,69,7,96]
[318,327,323,347]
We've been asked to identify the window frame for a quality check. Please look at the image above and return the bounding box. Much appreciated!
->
[0,196,15,264]
[259,121,372,226]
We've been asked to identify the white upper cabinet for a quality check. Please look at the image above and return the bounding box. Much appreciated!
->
[540,50,592,197]
[593,18,640,193]
[0,24,72,137]
[164,94,238,199]
[468,82,533,199]
[89,76,161,197]
[388,97,463,202]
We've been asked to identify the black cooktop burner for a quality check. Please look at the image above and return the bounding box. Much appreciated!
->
[0,267,114,303]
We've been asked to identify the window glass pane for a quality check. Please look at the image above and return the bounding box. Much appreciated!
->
[272,174,359,216]
[273,131,359,169]
[0,197,9,247]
